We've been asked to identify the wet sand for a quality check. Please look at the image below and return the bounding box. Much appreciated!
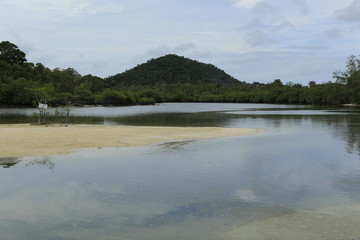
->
[224,206,360,240]
[0,124,262,157]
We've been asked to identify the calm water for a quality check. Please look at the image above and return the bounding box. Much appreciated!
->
[1,103,360,239]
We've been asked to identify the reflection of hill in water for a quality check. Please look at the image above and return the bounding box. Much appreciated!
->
[0,157,20,168]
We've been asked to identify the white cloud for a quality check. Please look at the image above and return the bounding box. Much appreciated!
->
[147,44,171,57]
[290,0,309,15]
[232,0,263,9]
[336,0,360,23]
[188,50,213,60]
[88,2,123,14]
[187,32,217,36]
[2,0,122,18]
[173,43,196,52]
[274,20,295,32]
[244,30,272,47]
[252,1,273,15]
[322,28,343,40]
[238,18,263,30]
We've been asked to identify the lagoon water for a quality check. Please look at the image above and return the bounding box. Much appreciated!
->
[1,103,360,239]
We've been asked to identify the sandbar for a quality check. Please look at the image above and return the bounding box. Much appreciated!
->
[0,124,262,157]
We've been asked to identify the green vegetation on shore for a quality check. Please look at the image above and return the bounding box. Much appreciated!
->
[1,40,359,107]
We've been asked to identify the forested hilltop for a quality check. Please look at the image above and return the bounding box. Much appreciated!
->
[106,54,241,87]
[1,40,360,107]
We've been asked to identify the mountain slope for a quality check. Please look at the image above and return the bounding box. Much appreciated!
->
[106,54,242,87]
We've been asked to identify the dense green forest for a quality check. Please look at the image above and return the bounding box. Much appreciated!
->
[0,40,359,107]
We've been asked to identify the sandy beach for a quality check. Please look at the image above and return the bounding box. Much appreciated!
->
[0,124,261,157]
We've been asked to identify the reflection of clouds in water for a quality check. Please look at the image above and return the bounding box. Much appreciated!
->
[335,170,360,202]
[229,134,353,209]
[0,178,177,239]
[233,189,258,202]
[0,181,125,221]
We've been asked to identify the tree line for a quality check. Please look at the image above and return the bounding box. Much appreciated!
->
[1,40,359,107]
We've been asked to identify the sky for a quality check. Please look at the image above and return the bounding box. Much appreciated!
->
[1,0,360,85]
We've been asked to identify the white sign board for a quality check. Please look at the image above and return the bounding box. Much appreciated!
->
[38,103,48,110]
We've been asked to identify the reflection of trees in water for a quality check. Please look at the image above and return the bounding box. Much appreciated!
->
[0,156,55,170]
[342,117,360,155]
[319,115,360,155]
[25,157,55,171]
[327,116,360,202]
[287,114,360,155]
[115,112,233,127]
[0,157,21,168]
[236,114,360,156]
[274,114,360,156]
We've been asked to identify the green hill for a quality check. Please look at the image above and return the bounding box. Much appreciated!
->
[106,54,242,87]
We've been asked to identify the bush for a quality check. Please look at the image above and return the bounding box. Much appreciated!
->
[139,97,156,105]
[94,89,135,106]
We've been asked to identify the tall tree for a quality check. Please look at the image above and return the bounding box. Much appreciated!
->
[333,55,360,103]
[0,41,27,64]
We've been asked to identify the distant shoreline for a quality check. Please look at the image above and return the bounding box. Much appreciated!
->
[342,104,359,107]
[0,124,262,157]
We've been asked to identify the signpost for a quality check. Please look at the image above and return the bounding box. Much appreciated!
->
[38,103,48,110]
[38,103,48,125]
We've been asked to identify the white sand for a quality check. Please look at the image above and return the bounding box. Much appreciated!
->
[0,124,261,157]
